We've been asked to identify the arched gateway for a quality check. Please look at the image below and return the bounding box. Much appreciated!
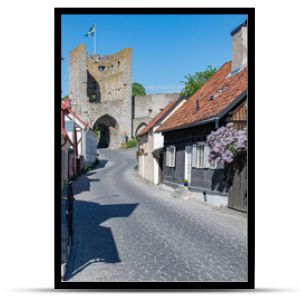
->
[93,114,120,149]
[68,44,180,149]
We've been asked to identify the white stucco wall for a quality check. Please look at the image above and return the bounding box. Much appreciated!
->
[144,131,154,183]
[153,125,164,185]
[153,126,164,149]
[138,133,154,183]
[65,115,97,167]
[138,99,187,185]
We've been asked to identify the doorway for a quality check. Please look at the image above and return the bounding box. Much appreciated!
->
[184,146,192,185]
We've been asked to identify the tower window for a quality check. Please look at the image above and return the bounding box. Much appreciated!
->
[98,65,106,72]
[87,71,100,102]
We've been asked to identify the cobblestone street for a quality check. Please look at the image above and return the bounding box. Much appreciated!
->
[65,149,247,282]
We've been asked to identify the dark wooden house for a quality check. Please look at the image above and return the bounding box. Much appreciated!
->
[156,21,248,208]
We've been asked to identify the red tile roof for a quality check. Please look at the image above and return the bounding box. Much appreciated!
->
[156,61,247,132]
[137,98,183,137]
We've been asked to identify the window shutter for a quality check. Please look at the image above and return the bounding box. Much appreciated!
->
[166,146,176,167]
[192,144,197,168]
[203,145,211,168]
[166,147,170,167]
[171,146,176,167]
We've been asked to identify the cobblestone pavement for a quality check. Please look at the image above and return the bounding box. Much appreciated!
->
[65,149,248,282]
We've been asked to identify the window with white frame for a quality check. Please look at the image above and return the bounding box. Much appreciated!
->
[166,145,176,167]
[192,143,213,169]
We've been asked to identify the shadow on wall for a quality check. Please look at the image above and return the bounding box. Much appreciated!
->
[211,169,228,193]
[65,201,139,281]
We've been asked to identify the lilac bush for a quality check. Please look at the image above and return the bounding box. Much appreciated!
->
[207,123,247,165]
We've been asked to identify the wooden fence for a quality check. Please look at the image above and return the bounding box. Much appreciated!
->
[228,164,247,212]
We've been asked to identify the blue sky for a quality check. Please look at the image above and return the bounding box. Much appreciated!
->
[61,14,246,96]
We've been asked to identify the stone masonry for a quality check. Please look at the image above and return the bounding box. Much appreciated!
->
[69,44,179,148]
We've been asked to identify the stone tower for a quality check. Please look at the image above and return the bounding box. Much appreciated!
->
[69,44,132,149]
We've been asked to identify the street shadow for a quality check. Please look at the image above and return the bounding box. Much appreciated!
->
[94,159,108,169]
[65,201,139,281]
[71,160,109,197]
[72,173,100,196]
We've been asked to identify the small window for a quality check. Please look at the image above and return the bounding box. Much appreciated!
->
[166,146,176,167]
[87,72,100,102]
[98,65,106,72]
[194,143,210,168]
[117,61,121,67]
[197,144,205,168]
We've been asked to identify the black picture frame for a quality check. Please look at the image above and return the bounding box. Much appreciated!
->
[55,7,255,290]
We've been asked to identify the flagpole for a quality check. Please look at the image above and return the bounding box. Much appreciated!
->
[94,24,96,54]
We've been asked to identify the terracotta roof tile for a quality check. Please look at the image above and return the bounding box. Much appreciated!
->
[157,61,248,132]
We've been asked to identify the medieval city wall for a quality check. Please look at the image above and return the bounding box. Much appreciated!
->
[69,44,179,147]
[133,93,179,136]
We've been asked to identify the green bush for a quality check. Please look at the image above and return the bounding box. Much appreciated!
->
[123,138,138,149]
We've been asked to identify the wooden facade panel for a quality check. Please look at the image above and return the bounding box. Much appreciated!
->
[190,168,228,193]
[174,149,185,184]
[229,100,247,130]
[162,99,247,207]
[228,164,247,212]
[232,101,247,121]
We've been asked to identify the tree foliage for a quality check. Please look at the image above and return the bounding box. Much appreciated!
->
[132,82,146,97]
[180,65,216,97]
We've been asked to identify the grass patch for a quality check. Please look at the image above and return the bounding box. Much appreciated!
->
[122,138,138,149]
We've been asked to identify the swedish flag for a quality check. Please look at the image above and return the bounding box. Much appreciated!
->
[85,25,95,37]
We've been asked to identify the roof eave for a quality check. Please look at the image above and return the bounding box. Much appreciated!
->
[137,95,187,137]
[157,89,247,133]
[157,117,217,133]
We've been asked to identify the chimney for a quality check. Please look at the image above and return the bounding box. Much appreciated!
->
[231,20,247,72]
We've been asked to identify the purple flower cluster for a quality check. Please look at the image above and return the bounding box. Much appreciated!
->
[207,123,247,164]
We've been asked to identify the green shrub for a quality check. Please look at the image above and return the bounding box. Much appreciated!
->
[123,138,138,149]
